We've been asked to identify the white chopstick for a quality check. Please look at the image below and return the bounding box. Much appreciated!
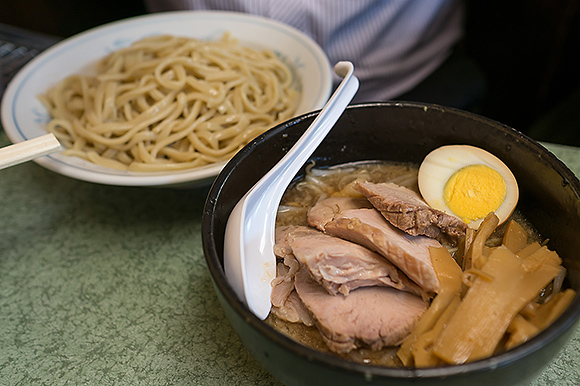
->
[0,133,61,170]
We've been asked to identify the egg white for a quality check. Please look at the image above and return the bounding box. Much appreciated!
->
[418,145,519,229]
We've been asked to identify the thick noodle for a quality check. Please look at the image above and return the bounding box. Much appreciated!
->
[39,34,299,171]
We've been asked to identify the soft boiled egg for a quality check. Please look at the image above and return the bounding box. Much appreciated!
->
[418,145,519,229]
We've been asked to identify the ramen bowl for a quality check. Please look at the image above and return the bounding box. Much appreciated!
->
[202,102,580,386]
[1,11,332,187]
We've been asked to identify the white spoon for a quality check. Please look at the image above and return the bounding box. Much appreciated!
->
[223,61,359,319]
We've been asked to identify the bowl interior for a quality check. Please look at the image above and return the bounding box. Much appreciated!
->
[203,102,580,381]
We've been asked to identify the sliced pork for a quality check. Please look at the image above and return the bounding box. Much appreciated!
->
[310,204,441,293]
[271,226,302,310]
[271,260,296,308]
[274,225,319,268]
[271,226,316,325]
[294,269,427,354]
[271,276,314,327]
[289,230,423,296]
[355,181,467,245]
[274,225,422,296]
[307,197,373,231]
[271,225,316,304]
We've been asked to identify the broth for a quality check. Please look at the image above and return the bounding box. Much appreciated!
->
[268,160,544,367]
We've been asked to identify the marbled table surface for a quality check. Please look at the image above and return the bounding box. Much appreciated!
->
[0,131,578,385]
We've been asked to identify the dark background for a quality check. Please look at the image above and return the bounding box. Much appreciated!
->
[2,0,579,146]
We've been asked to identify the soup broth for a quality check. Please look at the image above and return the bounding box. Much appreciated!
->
[268,160,547,367]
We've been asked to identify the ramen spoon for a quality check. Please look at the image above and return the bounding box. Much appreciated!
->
[224,61,359,319]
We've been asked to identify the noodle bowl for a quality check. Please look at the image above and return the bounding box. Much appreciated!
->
[202,103,580,385]
[39,34,299,172]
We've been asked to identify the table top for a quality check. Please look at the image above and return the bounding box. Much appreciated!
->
[0,130,579,385]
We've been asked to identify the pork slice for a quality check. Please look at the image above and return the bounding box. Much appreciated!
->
[307,197,373,231]
[271,226,318,322]
[294,269,427,354]
[355,181,467,245]
[271,285,315,326]
[274,225,320,261]
[325,208,441,293]
[271,261,296,308]
[289,231,423,296]
[273,225,317,287]
[271,226,316,326]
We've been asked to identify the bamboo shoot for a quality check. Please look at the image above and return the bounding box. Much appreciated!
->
[502,220,528,253]
[432,246,561,364]
[465,212,499,270]
[397,247,462,366]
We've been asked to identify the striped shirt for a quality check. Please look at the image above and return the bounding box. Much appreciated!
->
[145,0,464,103]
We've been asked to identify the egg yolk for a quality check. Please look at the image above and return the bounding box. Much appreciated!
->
[443,164,506,223]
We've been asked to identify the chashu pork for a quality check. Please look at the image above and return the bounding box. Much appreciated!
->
[271,259,314,325]
[355,181,467,245]
[294,268,428,354]
[308,199,441,293]
[271,226,316,325]
[288,228,423,296]
[307,197,373,231]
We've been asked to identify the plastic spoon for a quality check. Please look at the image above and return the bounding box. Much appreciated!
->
[0,133,61,170]
[224,61,359,319]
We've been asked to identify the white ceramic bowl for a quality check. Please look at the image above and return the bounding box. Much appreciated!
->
[1,11,332,187]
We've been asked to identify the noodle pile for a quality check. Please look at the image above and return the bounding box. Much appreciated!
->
[39,34,299,172]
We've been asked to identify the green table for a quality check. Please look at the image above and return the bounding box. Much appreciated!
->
[0,131,578,385]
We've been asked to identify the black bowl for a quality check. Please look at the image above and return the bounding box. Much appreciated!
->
[202,102,580,386]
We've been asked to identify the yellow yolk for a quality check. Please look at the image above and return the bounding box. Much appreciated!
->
[443,164,507,223]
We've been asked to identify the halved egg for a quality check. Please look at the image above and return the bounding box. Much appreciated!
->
[418,145,519,229]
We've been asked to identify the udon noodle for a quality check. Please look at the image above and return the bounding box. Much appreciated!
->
[39,34,299,171]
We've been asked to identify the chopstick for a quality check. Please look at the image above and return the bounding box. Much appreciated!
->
[0,133,61,170]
